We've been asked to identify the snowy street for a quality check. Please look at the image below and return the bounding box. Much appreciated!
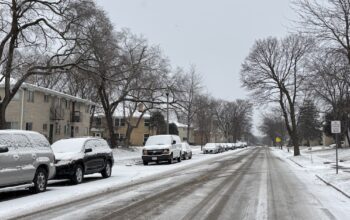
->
[2,146,350,220]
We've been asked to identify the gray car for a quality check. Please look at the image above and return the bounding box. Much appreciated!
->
[0,130,56,193]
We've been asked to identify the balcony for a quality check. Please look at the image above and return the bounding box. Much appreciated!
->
[71,111,81,123]
[50,106,65,120]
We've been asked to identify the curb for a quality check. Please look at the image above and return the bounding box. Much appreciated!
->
[315,174,350,199]
[287,157,304,168]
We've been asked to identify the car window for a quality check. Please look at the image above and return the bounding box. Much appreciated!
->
[98,140,110,150]
[84,140,95,150]
[12,134,32,149]
[29,133,50,148]
[0,134,15,148]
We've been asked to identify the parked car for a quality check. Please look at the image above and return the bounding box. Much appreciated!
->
[203,143,220,154]
[52,137,114,184]
[142,135,182,165]
[0,130,56,193]
[181,142,192,160]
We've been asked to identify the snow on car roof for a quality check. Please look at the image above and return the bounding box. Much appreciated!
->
[0,129,42,135]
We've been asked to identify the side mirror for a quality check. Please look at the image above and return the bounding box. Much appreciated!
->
[0,146,9,153]
[172,140,176,145]
[84,148,92,153]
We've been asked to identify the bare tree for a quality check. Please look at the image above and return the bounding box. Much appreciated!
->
[0,0,88,128]
[214,99,253,142]
[175,65,202,142]
[241,34,314,156]
[193,94,217,145]
[259,111,288,146]
[295,0,350,63]
[306,53,350,144]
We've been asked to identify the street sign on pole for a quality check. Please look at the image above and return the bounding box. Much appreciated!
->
[331,121,341,174]
[331,121,341,134]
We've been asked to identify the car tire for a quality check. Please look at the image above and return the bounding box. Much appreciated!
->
[189,153,192,159]
[168,154,173,164]
[101,161,112,178]
[143,161,148,165]
[71,164,84,185]
[177,155,181,162]
[30,167,48,193]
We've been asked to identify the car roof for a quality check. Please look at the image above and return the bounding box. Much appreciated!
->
[0,129,41,135]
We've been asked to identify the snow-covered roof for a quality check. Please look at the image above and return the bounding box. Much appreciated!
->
[94,105,150,119]
[0,76,95,105]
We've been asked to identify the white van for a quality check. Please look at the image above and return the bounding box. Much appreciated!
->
[142,135,182,165]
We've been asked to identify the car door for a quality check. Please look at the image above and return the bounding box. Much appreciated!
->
[94,140,108,171]
[0,134,20,187]
[83,140,100,173]
[13,134,36,183]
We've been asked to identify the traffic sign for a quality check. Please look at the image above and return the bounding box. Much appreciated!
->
[331,121,341,134]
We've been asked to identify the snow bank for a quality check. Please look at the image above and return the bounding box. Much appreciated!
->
[271,146,350,198]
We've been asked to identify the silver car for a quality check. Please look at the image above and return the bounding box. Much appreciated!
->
[0,130,55,193]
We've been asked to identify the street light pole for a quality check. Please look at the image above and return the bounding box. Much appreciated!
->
[166,91,169,135]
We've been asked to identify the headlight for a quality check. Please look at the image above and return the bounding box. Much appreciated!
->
[143,149,148,155]
[163,149,169,154]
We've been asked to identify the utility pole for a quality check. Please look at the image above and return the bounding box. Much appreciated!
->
[166,91,169,135]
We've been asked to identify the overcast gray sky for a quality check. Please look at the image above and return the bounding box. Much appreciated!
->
[96,0,296,133]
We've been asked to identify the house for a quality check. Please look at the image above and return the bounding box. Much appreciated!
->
[171,121,195,144]
[91,109,152,146]
[0,82,95,143]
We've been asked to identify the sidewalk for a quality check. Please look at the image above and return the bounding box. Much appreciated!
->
[271,146,350,198]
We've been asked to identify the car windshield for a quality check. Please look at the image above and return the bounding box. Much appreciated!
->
[51,139,85,153]
[145,136,172,146]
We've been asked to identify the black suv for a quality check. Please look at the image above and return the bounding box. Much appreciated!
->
[51,137,114,184]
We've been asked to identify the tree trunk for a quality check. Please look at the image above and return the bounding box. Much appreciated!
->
[105,113,117,148]
[125,125,134,148]
[0,104,7,129]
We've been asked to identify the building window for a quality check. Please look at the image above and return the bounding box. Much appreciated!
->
[95,117,102,126]
[27,91,34,103]
[75,126,79,134]
[26,122,33,131]
[144,134,149,143]
[144,119,150,127]
[6,122,19,129]
[44,95,50,103]
[75,103,80,111]
[55,123,61,135]
[120,118,125,126]
[115,118,125,127]
[43,124,48,132]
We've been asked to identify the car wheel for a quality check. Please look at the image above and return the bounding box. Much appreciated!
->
[30,167,48,193]
[168,154,173,164]
[71,164,84,184]
[177,155,181,162]
[189,153,192,159]
[143,161,148,165]
[101,161,112,178]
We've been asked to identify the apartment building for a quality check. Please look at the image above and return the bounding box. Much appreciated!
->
[0,82,95,143]
[91,111,152,146]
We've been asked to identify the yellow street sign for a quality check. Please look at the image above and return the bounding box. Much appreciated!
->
[275,137,282,143]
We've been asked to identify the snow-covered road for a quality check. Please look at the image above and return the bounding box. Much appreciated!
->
[0,146,247,219]
[2,146,350,220]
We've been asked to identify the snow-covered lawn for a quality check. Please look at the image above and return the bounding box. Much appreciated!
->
[0,146,247,219]
[272,146,350,198]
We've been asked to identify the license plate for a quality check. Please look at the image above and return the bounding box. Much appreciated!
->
[152,157,157,161]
